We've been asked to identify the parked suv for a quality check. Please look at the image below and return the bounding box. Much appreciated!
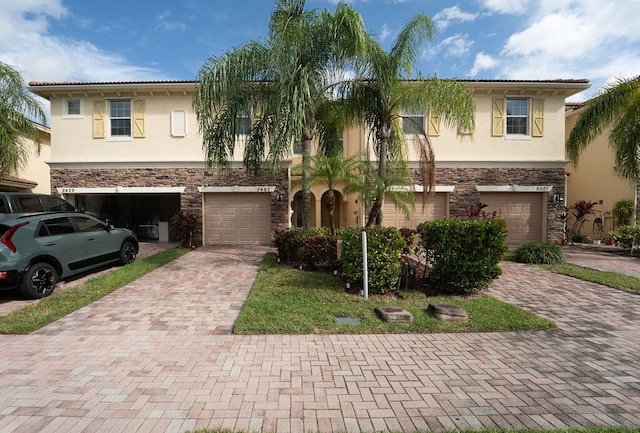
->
[0,212,138,299]
[0,193,76,214]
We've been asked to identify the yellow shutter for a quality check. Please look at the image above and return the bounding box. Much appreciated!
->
[492,98,505,137]
[92,101,105,139]
[532,99,544,137]
[133,100,145,138]
[427,113,440,136]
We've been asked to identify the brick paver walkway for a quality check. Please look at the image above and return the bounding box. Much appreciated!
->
[0,246,638,433]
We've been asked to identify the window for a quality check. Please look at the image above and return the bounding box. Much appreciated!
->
[38,217,75,237]
[506,98,529,136]
[109,100,132,138]
[63,99,82,117]
[71,216,106,233]
[402,110,424,135]
[235,106,252,136]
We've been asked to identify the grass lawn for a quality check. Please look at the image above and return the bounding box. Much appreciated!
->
[503,249,640,294]
[233,253,557,334]
[0,247,190,334]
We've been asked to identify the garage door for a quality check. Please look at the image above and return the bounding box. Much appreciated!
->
[204,193,272,245]
[480,192,544,244]
[383,193,447,229]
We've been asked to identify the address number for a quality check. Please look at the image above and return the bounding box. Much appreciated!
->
[536,186,552,192]
[257,187,270,192]
[60,188,75,193]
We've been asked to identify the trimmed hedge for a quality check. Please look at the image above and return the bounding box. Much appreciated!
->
[339,226,406,295]
[416,218,507,294]
[274,228,338,270]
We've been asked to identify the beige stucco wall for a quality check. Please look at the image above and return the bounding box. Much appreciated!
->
[345,93,569,164]
[565,109,636,238]
[49,95,204,163]
[10,128,51,194]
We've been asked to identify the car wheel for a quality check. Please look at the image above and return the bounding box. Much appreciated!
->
[119,241,137,265]
[20,263,57,299]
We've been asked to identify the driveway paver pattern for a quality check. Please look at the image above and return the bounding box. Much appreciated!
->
[0,246,638,433]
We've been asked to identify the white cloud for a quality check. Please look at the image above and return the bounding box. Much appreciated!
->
[481,0,530,15]
[378,23,391,42]
[433,6,477,30]
[155,10,186,32]
[437,35,473,58]
[0,0,161,84]
[490,0,640,99]
[469,52,498,77]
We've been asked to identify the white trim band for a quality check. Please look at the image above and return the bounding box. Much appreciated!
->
[199,186,276,193]
[57,186,186,194]
[475,185,553,192]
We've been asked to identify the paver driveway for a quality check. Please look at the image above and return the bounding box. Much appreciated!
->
[0,246,638,433]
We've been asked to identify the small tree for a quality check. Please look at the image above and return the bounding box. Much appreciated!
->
[171,210,200,248]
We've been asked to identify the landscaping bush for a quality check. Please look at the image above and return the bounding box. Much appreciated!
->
[274,228,339,269]
[339,226,406,295]
[612,224,640,251]
[416,218,507,294]
[515,242,565,264]
[171,210,200,248]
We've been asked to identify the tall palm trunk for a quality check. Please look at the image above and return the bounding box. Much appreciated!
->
[325,189,336,235]
[301,127,314,232]
[366,120,391,226]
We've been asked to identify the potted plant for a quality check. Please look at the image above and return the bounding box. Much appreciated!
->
[569,200,599,243]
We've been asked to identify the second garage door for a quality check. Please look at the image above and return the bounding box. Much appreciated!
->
[480,192,544,244]
[203,193,272,245]
[383,193,447,229]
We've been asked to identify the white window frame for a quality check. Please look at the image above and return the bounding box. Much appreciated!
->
[505,97,530,138]
[107,99,133,142]
[62,99,83,119]
[235,105,252,137]
[402,110,425,136]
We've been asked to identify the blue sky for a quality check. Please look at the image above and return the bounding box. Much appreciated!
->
[1,0,640,102]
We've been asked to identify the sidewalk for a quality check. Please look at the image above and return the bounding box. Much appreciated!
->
[0,245,638,433]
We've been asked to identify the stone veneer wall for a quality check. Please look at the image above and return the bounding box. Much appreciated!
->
[411,167,567,244]
[50,167,289,246]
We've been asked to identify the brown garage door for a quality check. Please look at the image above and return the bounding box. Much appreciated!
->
[382,193,447,229]
[204,193,272,245]
[480,192,544,244]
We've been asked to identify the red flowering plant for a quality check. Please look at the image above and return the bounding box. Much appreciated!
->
[569,200,600,239]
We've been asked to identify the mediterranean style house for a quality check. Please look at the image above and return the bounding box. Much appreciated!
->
[565,102,639,239]
[0,122,51,194]
[28,79,589,245]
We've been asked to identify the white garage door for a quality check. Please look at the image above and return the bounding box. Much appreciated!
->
[204,193,272,245]
[480,192,544,244]
[382,193,447,229]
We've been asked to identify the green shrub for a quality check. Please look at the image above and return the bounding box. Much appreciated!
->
[274,228,339,269]
[416,218,507,294]
[612,199,635,226]
[339,226,406,295]
[515,242,565,264]
[612,224,640,249]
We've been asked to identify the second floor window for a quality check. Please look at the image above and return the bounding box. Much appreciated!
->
[235,106,252,136]
[110,100,131,137]
[506,98,529,136]
[402,110,424,135]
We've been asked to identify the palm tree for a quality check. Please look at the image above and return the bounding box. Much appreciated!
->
[291,151,367,235]
[342,14,475,226]
[193,0,366,232]
[567,75,640,186]
[0,61,47,179]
